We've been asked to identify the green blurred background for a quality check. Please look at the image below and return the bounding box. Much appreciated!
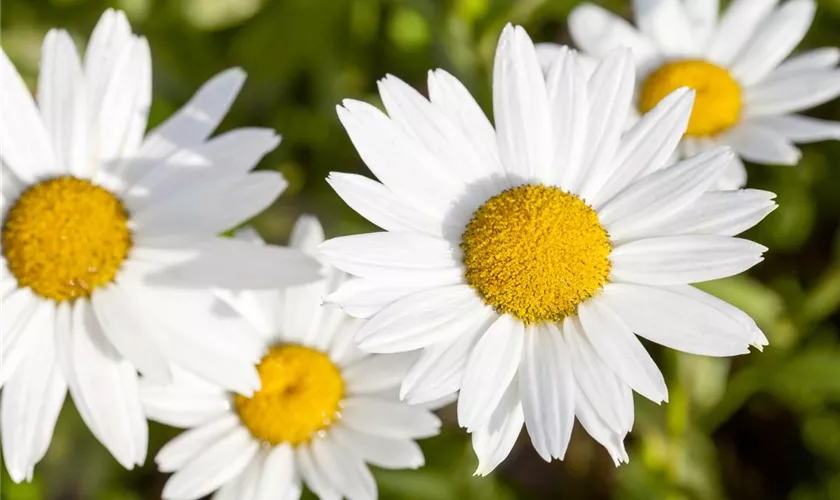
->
[2,0,840,498]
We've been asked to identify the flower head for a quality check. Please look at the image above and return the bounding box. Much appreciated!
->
[321,24,775,474]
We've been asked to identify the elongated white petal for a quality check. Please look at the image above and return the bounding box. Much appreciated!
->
[0,50,56,181]
[594,88,694,205]
[729,0,816,86]
[568,3,657,63]
[400,307,495,405]
[599,284,752,356]
[155,414,241,472]
[324,277,432,319]
[0,288,41,386]
[493,24,553,182]
[610,235,766,285]
[62,300,147,470]
[578,49,635,201]
[140,369,230,428]
[633,0,697,56]
[327,173,443,236]
[722,124,801,165]
[651,189,776,237]
[745,70,840,117]
[254,444,298,500]
[354,285,482,353]
[331,425,424,470]
[458,313,524,431]
[756,115,840,143]
[38,30,92,178]
[545,46,589,190]
[162,425,258,500]
[319,232,459,277]
[577,298,668,403]
[84,9,134,107]
[683,0,719,47]
[600,148,733,241]
[341,397,441,439]
[472,378,524,476]
[296,444,341,500]
[574,388,629,465]
[519,324,574,462]
[771,47,840,78]
[343,352,415,395]
[706,0,779,66]
[311,434,377,500]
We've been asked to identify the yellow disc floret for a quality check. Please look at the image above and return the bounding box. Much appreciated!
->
[639,60,742,137]
[461,184,611,325]
[236,345,344,446]
[2,176,132,302]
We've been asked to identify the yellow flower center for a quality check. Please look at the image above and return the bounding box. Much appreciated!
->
[2,176,132,302]
[639,60,742,137]
[235,345,344,446]
[461,184,611,325]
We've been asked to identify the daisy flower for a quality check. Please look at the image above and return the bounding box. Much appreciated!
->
[545,0,840,189]
[142,216,441,500]
[0,9,319,481]
[320,24,775,474]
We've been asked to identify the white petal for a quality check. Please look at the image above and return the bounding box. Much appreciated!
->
[310,434,377,500]
[722,123,801,165]
[337,99,463,221]
[1,315,65,484]
[400,307,495,405]
[492,25,553,182]
[600,147,734,242]
[458,313,524,431]
[254,444,298,500]
[324,277,432,319]
[37,30,92,177]
[326,173,444,236]
[594,87,694,206]
[633,0,697,56]
[162,426,258,500]
[729,0,816,86]
[140,69,245,159]
[354,285,483,353]
[610,235,766,285]
[61,300,147,469]
[568,4,658,63]
[213,452,262,500]
[140,369,230,428]
[706,0,779,66]
[574,389,629,465]
[545,46,589,190]
[98,37,151,162]
[683,0,719,47]
[344,352,415,395]
[670,285,768,347]
[331,425,424,470]
[340,397,441,440]
[138,237,321,290]
[84,9,135,108]
[599,283,752,356]
[319,232,459,277]
[755,114,840,143]
[296,444,341,500]
[471,378,524,476]
[717,156,748,190]
[0,50,56,181]
[519,324,574,462]
[132,172,286,242]
[564,316,633,434]
[0,288,41,386]
[427,69,504,178]
[578,49,635,201]
[744,69,840,117]
[772,47,840,78]
[155,414,240,472]
[577,298,668,403]
[650,189,777,237]
[91,284,171,383]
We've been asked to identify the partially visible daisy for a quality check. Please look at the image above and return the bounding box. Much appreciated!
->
[321,25,775,474]
[541,0,840,189]
[142,216,440,500]
[0,9,319,481]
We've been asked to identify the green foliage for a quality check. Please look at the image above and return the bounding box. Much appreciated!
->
[1,0,839,498]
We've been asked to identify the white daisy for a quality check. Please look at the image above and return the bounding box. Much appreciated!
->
[142,216,441,500]
[0,9,320,482]
[545,0,840,189]
[320,24,775,474]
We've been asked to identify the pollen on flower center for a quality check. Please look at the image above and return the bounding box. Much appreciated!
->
[461,184,611,325]
[2,176,132,302]
[235,345,344,446]
[639,60,742,137]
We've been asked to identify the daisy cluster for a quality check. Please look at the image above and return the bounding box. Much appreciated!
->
[0,1,837,499]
